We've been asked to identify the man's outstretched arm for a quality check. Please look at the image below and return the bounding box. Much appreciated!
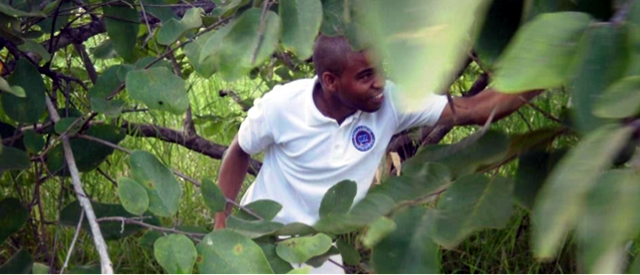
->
[214,135,250,229]
[436,88,542,127]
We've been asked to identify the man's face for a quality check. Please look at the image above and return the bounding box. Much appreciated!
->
[332,51,386,112]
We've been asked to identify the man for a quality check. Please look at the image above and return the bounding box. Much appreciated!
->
[214,35,539,272]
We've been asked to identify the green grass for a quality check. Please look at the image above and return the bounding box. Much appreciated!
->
[1,60,586,273]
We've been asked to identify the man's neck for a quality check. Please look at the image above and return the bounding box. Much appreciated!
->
[312,83,356,125]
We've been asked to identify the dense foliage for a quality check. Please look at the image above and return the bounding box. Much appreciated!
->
[1,0,640,273]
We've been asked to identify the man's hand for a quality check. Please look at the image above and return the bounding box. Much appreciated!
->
[436,89,542,127]
[214,212,227,230]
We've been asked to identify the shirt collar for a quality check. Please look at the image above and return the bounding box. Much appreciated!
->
[306,77,363,127]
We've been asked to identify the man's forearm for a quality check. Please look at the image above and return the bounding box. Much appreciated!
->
[217,137,250,215]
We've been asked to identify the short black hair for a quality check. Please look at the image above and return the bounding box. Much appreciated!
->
[312,35,355,78]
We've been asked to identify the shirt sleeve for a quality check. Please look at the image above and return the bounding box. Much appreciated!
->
[237,96,275,155]
[389,84,449,133]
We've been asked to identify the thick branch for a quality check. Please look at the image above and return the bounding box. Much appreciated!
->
[45,97,113,274]
[120,121,262,176]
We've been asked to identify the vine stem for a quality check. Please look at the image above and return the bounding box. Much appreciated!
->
[45,97,114,274]
[60,210,84,274]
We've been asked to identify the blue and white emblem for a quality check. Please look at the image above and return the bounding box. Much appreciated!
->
[352,126,375,152]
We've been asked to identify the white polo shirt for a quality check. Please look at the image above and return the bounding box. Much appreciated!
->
[238,78,447,225]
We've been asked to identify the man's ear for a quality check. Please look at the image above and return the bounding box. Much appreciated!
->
[321,72,339,92]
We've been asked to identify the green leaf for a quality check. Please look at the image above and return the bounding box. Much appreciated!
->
[23,130,44,154]
[129,150,183,217]
[154,234,197,274]
[226,215,284,239]
[625,0,640,76]
[184,31,216,78]
[577,170,640,274]
[67,265,100,274]
[492,12,592,92]
[358,0,490,110]
[404,130,509,179]
[0,250,33,274]
[157,7,203,45]
[201,178,226,213]
[91,39,117,60]
[630,254,640,274]
[0,146,29,175]
[216,8,280,81]
[144,0,178,22]
[319,180,356,218]
[533,124,633,259]
[474,0,524,69]
[0,77,25,97]
[197,230,274,274]
[2,59,46,123]
[313,193,396,235]
[336,239,360,265]
[60,200,161,240]
[103,0,139,62]
[304,246,339,268]
[38,0,72,32]
[569,24,628,134]
[54,117,85,135]
[90,97,125,118]
[594,76,640,119]
[287,267,311,274]
[209,0,250,19]
[514,150,565,210]
[117,177,150,216]
[319,0,350,36]
[433,175,513,248]
[258,243,293,274]
[17,39,51,63]
[360,216,396,249]
[276,234,333,264]
[140,230,163,249]
[275,222,316,236]
[89,65,125,98]
[126,67,189,115]
[279,0,322,60]
[198,22,235,78]
[370,162,451,203]
[372,207,440,274]
[46,124,126,175]
[233,199,282,221]
[0,2,45,17]
[0,198,29,243]
[134,56,173,70]
[32,262,49,274]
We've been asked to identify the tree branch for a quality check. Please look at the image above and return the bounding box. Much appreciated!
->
[45,97,114,274]
[73,43,98,84]
[120,121,262,176]
[96,217,206,240]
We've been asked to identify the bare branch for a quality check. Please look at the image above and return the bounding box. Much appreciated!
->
[120,121,262,176]
[45,97,114,274]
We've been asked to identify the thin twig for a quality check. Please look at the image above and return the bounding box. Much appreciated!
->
[516,110,533,131]
[251,0,270,64]
[45,97,114,274]
[78,134,132,154]
[96,217,206,239]
[522,100,562,124]
[60,210,84,274]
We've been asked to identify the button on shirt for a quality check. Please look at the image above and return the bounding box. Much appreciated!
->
[237,78,448,225]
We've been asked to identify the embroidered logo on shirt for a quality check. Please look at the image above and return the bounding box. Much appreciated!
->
[352,125,375,152]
